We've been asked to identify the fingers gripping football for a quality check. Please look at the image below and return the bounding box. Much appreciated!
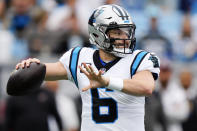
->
[16,58,40,69]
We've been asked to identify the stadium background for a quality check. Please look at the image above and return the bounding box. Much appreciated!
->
[0,0,197,131]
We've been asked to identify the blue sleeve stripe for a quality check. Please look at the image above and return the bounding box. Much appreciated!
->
[130,51,148,77]
[69,47,82,87]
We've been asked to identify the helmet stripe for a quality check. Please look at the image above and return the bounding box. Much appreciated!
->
[112,5,125,20]
[122,8,129,20]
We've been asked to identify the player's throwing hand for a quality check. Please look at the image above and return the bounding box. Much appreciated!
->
[79,63,109,92]
[16,58,41,70]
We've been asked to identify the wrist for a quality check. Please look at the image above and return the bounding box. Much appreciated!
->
[102,77,110,87]
[106,77,124,91]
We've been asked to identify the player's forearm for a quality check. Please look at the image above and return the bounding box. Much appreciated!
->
[44,62,68,81]
[104,71,155,96]
[122,71,155,96]
[122,78,154,96]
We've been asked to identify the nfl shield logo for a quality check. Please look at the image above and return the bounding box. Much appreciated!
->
[100,68,106,75]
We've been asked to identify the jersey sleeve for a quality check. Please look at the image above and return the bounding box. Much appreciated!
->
[59,48,73,81]
[137,52,160,80]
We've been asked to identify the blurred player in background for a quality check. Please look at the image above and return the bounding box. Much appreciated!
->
[5,87,62,131]
[15,4,160,131]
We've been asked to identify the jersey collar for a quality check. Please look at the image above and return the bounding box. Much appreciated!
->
[93,50,121,72]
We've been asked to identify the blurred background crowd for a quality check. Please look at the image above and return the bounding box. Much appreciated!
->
[0,0,197,131]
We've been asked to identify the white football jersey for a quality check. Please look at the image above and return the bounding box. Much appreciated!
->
[59,47,160,131]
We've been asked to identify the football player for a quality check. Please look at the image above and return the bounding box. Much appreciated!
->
[16,4,160,131]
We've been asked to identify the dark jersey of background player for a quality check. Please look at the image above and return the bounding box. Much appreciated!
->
[4,88,62,131]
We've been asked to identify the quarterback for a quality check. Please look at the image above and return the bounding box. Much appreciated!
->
[16,5,160,131]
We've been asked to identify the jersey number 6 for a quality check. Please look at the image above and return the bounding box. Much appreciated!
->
[90,88,118,123]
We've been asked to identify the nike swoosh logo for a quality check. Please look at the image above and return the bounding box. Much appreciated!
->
[105,17,112,19]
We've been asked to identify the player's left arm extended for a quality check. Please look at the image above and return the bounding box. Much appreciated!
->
[122,70,155,96]
[80,63,155,96]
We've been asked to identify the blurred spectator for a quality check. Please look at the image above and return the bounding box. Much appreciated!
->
[158,63,190,131]
[182,95,197,131]
[45,0,75,32]
[2,0,48,59]
[178,70,197,131]
[191,0,197,14]
[37,0,57,13]
[146,0,178,11]
[45,0,85,55]
[5,87,63,131]
[121,0,146,10]
[172,14,197,62]
[46,81,80,131]
[0,0,5,23]
[137,14,173,60]
[179,69,196,100]
[0,30,14,64]
[0,100,6,131]
[145,91,167,131]
[179,0,192,13]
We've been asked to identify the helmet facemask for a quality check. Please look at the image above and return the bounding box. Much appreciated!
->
[100,23,136,57]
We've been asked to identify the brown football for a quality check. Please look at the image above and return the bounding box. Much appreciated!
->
[7,63,46,96]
